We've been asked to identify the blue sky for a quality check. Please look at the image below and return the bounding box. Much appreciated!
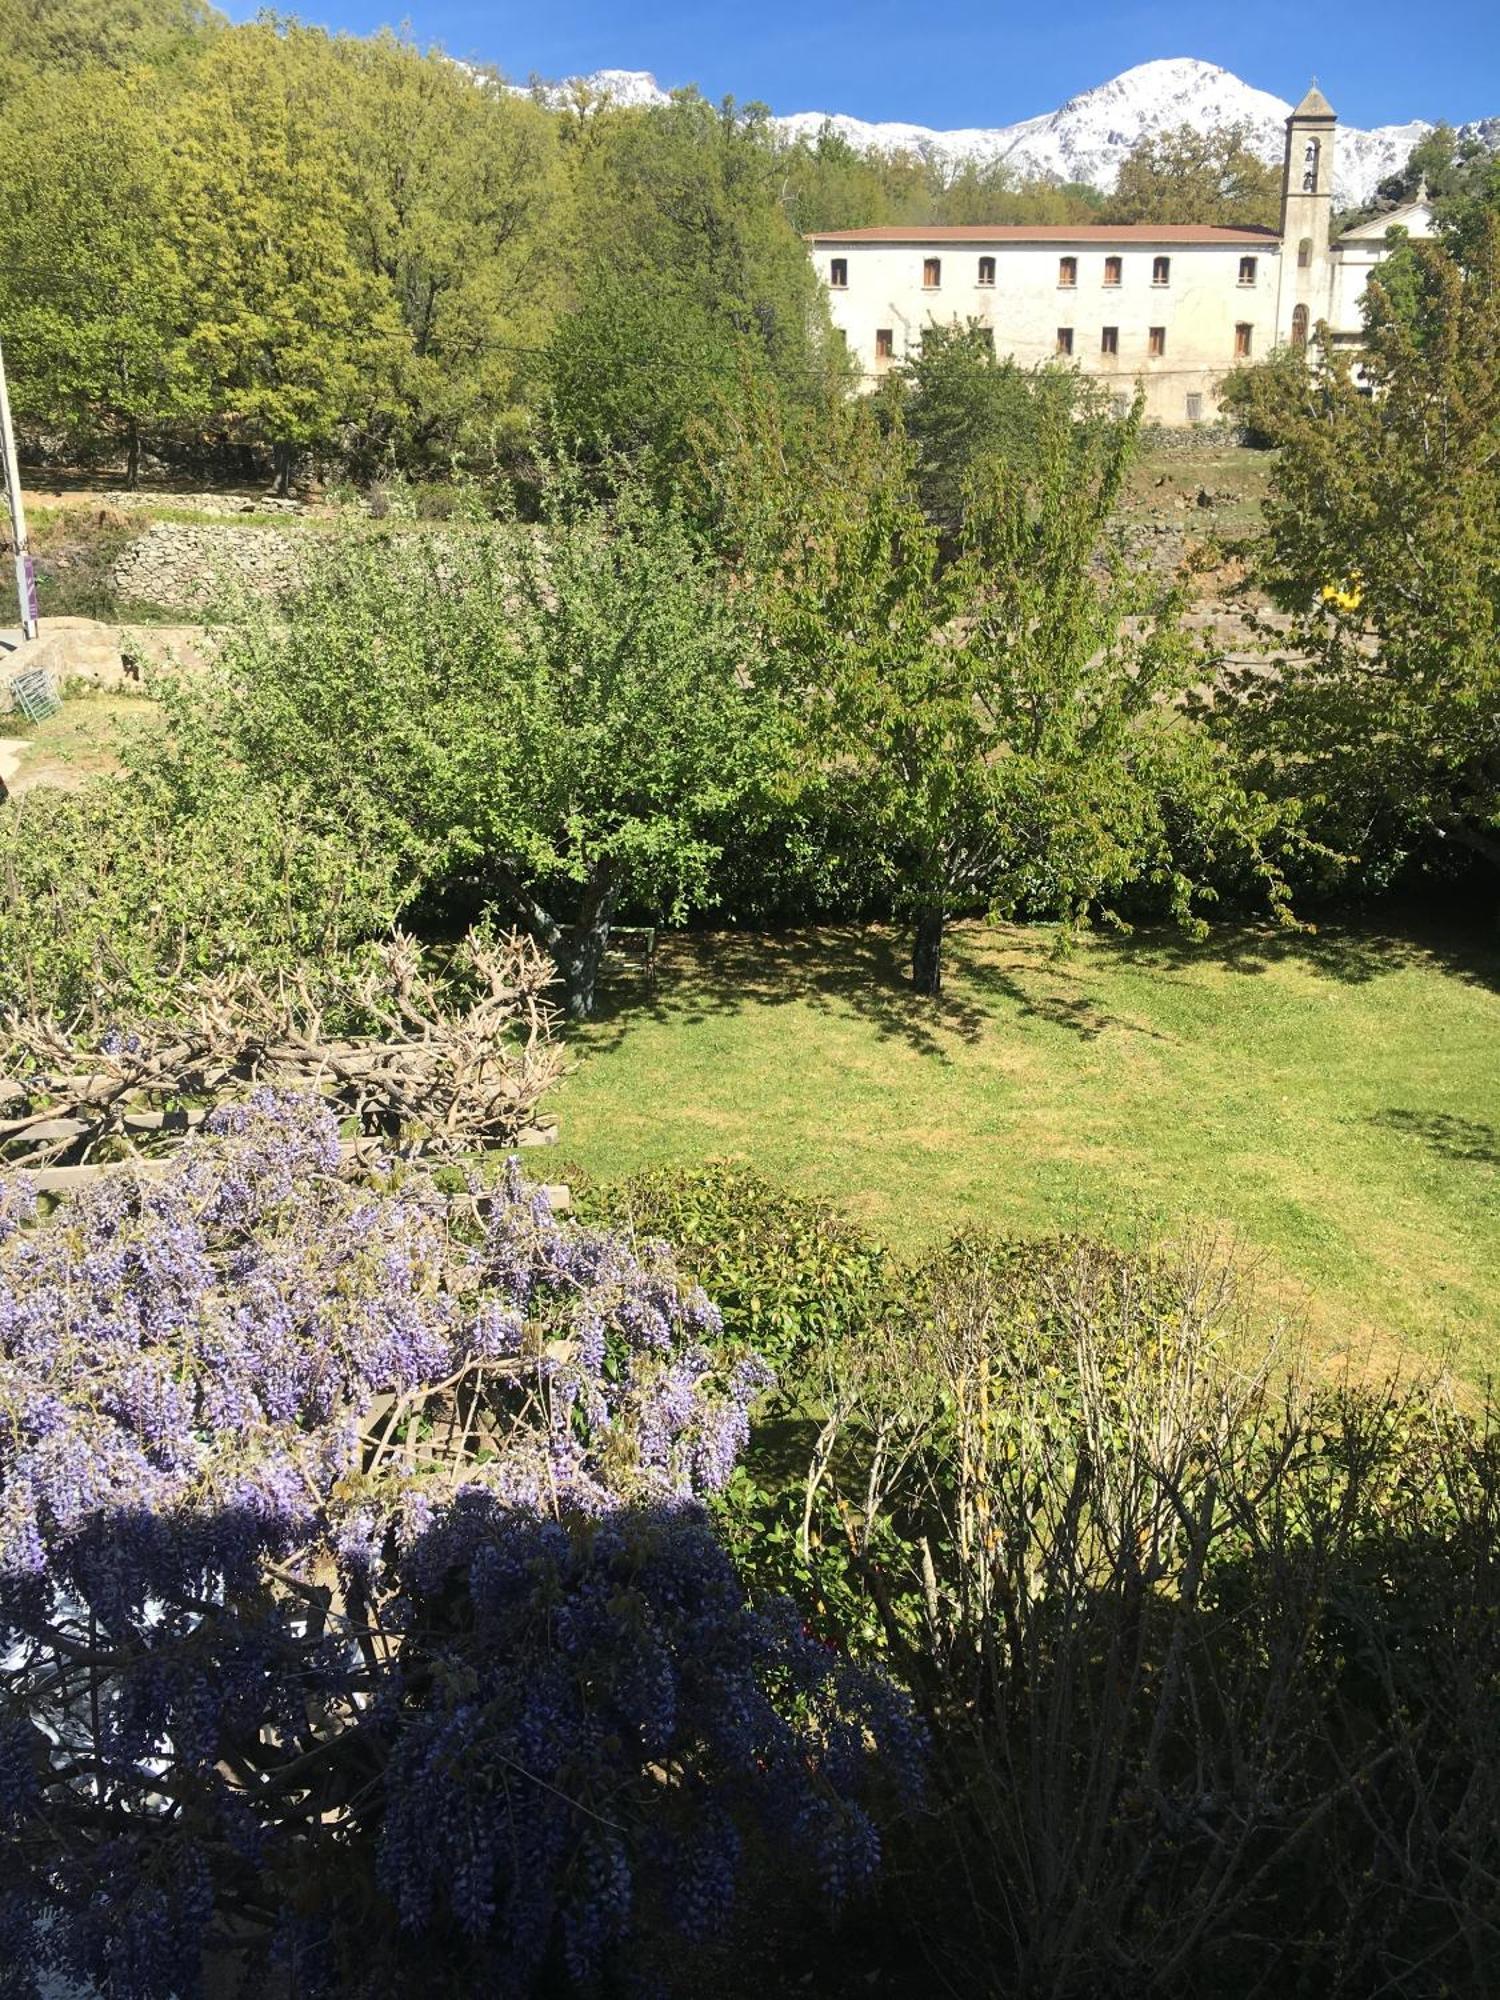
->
[222,1,1500,129]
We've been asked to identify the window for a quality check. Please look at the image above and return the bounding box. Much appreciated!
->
[1113,394,1133,418]
[1298,236,1313,268]
[1302,137,1320,192]
[978,255,995,286]
[1148,325,1166,357]
[1238,255,1258,285]
[1058,255,1078,287]
[1152,255,1171,286]
[1104,255,1123,286]
[977,325,995,353]
[1056,326,1074,355]
[923,257,941,288]
[1235,322,1253,358]
[1185,393,1204,422]
[1290,304,1309,351]
[875,327,895,360]
[1100,325,1119,355]
[829,257,847,289]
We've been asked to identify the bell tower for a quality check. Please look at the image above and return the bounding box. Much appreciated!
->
[1276,83,1338,350]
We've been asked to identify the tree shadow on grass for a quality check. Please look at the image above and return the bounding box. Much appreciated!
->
[580,924,1166,1061]
[949,930,1172,1045]
[581,926,988,1059]
[575,913,1500,1063]
[1370,1110,1500,1169]
[1096,914,1500,995]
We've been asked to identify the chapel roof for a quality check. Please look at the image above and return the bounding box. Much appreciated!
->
[807,223,1280,246]
[1291,83,1336,118]
[1336,196,1436,242]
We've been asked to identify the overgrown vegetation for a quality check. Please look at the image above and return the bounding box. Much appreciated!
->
[1219,211,1500,888]
[0,7,1343,490]
[0,766,399,1019]
[717,1218,1500,1998]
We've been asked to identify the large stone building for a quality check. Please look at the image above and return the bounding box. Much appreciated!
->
[808,86,1433,423]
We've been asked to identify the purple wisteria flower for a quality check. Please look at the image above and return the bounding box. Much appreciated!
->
[0,1093,922,2000]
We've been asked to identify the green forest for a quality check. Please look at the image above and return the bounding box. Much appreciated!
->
[0,1,1317,488]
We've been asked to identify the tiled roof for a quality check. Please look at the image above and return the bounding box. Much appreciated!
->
[808,223,1281,245]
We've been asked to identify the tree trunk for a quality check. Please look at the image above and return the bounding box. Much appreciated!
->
[273,440,294,498]
[125,421,140,492]
[565,867,619,1021]
[911,906,945,997]
[1442,816,1500,875]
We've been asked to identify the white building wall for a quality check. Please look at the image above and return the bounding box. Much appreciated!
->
[1329,244,1381,333]
[809,94,1433,425]
[817,238,1278,425]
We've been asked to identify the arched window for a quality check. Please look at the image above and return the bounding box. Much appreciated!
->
[1297,236,1313,269]
[1291,304,1310,350]
[1302,138,1320,192]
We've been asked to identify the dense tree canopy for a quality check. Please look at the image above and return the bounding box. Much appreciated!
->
[0,66,198,480]
[177,479,776,1016]
[166,23,406,490]
[328,33,564,469]
[712,382,1286,993]
[545,93,848,485]
[1217,214,1500,886]
[0,0,216,96]
[0,17,1126,483]
[1111,119,1281,228]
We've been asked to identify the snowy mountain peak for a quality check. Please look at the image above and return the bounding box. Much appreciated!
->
[552,67,669,110]
[533,59,1487,208]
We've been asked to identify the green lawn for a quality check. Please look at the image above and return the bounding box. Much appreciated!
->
[555,921,1500,1379]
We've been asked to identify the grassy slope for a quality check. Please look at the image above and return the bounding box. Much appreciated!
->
[5,691,162,792]
[556,922,1500,1379]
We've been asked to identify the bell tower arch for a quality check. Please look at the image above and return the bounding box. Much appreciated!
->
[1275,83,1337,350]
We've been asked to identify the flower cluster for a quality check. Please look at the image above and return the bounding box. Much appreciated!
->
[0,1094,921,1998]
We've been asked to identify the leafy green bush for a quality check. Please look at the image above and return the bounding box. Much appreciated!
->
[574,1161,897,1385]
[0,767,400,1019]
[718,1225,1500,1997]
[174,483,782,1018]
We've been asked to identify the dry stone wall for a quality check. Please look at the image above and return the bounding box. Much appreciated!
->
[102,492,304,518]
[109,523,305,614]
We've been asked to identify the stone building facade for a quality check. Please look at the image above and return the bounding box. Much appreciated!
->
[808,86,1433,423]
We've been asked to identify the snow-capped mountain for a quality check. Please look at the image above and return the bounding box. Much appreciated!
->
[533,56,1490,209]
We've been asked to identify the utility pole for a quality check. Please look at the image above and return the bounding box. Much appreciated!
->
[0,338,38,642]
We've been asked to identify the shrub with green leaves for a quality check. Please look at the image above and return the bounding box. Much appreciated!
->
[719,1225,1500,1997]
[177,481,782,1018]
[574,1162,897,1385]
[0,768,399,1020]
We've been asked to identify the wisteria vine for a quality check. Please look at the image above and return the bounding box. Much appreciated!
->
[0,1093,922,1998]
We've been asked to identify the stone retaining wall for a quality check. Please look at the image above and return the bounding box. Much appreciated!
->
[103,491,304,518]
[1137,423,1251,455]
[109,523,305,613]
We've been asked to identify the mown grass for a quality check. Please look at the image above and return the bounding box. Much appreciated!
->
[556,920,1500,1380]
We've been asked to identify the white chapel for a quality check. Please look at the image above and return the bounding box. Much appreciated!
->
[807,85,1434,423]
